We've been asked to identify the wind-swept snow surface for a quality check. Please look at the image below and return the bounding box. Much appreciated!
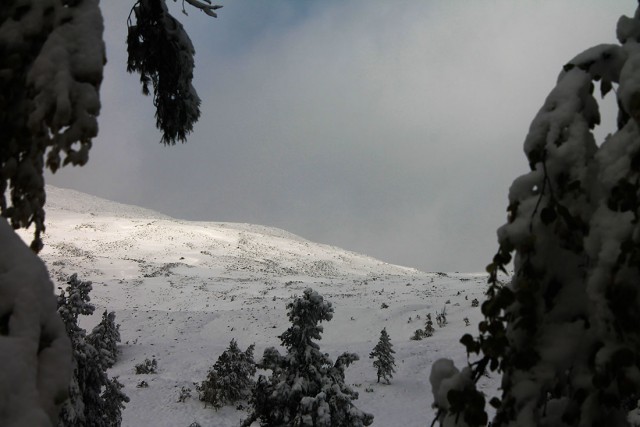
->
[24,186,498,426]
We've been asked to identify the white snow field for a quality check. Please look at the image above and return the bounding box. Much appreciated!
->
[24,186,500,427]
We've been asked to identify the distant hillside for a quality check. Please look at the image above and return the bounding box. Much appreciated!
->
[21,186,494,427]
[36,186,421,299]
[45,185,171,220]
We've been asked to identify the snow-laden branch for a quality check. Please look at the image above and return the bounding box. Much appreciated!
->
[182,0,222,17]
[0,219,71,426]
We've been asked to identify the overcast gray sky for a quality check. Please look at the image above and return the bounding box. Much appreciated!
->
[48,0,630,272]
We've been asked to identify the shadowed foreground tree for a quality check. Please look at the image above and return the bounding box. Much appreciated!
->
[431,3,640,426]
[0,0,219,425]
[57,274,128,427]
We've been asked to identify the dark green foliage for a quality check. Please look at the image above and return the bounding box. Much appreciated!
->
[195,339,256,409]
[243,288,373,427]
[127,0,202,145]
[369,328,396,384]
[101,377,128,427]
[57,274,129,427]
[87,311,121,369]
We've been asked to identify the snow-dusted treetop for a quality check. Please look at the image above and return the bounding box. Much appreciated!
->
[244,288,373,426]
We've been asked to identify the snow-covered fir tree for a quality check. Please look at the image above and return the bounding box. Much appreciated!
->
[86,311,121,370]
[242,288,373,427]
[99,378,128,427]
[369,328,396,384]
[57,274,129,427]
[431,4,640,427]
[196,339,256,409]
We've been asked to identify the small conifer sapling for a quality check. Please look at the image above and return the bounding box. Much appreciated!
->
[369,328,396,384]
[424,313,435,337]
[196,339,256,409]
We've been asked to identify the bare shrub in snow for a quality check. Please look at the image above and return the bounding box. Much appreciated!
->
[432,5,640,426]
[177,386,192,403]
[134,358,158,375]
[435,307,447,328]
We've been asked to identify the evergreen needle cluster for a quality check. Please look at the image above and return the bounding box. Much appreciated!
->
[369,328,396,384]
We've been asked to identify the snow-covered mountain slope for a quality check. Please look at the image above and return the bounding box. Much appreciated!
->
[25,186,498,427]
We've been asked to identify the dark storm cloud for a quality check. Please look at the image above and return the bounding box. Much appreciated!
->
[48,0,630,272]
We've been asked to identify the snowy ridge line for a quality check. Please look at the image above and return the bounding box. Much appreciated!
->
[45,185,170,220]
[37,186,423,281]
